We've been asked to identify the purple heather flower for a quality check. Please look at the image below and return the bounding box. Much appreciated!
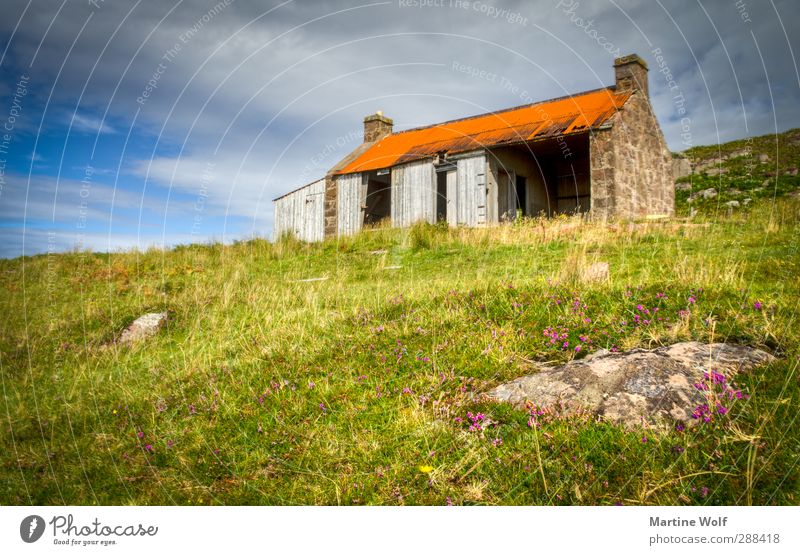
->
[753,301,763,310]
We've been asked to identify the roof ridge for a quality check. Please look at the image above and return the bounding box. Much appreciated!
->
[387,85,620,137]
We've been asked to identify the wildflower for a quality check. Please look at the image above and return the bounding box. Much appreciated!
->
[418,465,434,474]
[641,436,648,443]
[137,431,144,439]
[188,404,197,415]
[491,438,503,447]
[319,403,327,411]
[166,440,174,448]
[753,301,763,310]
[144,444,153,452]
[700,486,709,498]
[675,423,685,432]
[445,497,453,506]
[574,345,581,353]
[308,381,316,389]
[688,295,696,304]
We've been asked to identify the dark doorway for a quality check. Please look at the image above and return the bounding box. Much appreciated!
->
[436,171,447,222]
[364,170,391,225]
[515,174,527,216]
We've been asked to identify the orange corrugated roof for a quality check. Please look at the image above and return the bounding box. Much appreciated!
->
[334,87,631,175]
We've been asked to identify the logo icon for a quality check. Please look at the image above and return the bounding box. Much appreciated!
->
[20,515,45,543]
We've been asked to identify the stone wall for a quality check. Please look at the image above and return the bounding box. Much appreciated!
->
[589,91,674,219]
[323,175,337,237]
[589,126,616,219]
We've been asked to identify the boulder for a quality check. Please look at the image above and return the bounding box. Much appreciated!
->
[758,153,770,163]
[688,188,717,203]
[582,262,609,283]
[483,342,774,429]
[119,312,168,344]
[672,156,692,179]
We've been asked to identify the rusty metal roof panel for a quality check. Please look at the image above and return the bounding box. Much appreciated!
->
[334,87,631,175]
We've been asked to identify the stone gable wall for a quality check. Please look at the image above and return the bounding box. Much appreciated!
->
[590,92,674,219]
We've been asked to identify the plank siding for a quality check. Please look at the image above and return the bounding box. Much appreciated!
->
[391,160,436,227]
[273,178,325,242]
[455,154,487,226]
[336,173,366,236]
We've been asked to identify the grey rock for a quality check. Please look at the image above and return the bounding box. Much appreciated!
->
[758,153,770,163]
[119,312,168,344]
[724,200,740,208]
[582,262,609,283]
[675,182,692,192]
[743,198,752,205]
[483,342,774,428]
[726,188,742,196]
[705,167,728,176]
[672,156,692,179]
[688,188,717,203]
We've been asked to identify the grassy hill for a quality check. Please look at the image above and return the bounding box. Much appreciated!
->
[1,134,799,506]
[674,128,800,215]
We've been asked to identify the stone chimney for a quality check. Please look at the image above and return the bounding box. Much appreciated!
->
[363,111,393,142]
[614,54,649,96]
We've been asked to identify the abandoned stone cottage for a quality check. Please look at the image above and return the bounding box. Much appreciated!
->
[273,54,674,242]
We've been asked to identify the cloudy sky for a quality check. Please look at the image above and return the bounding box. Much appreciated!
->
[0,0,797,257]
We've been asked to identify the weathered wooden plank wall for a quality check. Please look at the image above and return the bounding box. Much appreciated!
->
[336,173,366,236]
[391,160,436,227]
[455,154,487,226]
[273,178,325,242]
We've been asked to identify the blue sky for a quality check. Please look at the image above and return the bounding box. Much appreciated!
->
[0,0,798,258]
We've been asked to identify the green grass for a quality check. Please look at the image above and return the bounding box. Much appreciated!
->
[2,195,798,506]
[4,126,800,505]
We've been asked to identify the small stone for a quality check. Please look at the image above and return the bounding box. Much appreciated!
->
[582,262,609,283]
[119,312,168,344]
[700,187,717,199]
[743,198,752,205]
[724,200,740,208]
[726,188,742,196]
[675,182,692,191]
[758,153,769,163]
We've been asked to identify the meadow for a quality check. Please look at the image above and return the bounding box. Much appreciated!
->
[2,132,799,505]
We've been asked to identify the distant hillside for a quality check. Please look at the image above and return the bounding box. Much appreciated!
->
[673,128,800,215]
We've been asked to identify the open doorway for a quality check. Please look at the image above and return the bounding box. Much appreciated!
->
[515,174,527,218]
[363,169,391,225]
[436,171,447,222]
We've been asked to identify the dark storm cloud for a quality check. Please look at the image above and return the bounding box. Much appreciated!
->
[0,0,798,254]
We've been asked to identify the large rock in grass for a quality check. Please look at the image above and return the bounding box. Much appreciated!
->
[119,312,168,344]
[484,342,774,429]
